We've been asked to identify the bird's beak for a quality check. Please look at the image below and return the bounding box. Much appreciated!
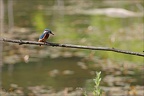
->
[51,32,54,35]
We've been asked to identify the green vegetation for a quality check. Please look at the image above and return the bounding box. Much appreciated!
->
[52,15,143,63]
[92,72,102,96]
[32,12,47,32]
[84,71,102,96]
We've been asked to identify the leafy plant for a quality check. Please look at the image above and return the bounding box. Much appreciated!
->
[93,71,102,96]
[84,71,102,96]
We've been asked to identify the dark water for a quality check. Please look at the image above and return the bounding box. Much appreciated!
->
[2,57,93,90]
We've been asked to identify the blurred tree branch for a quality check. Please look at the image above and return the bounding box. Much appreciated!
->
[0,0,4,87]
[1,38,144,57]
[8,0,14,32]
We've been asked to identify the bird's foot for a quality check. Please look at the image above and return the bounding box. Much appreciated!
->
[44,41,49,45]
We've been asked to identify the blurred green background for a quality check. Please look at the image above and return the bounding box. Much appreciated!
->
[1,0,144,95]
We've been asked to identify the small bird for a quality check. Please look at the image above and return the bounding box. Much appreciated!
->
[38,28,54,46]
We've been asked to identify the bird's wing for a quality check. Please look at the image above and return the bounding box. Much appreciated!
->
[39,33,45,39]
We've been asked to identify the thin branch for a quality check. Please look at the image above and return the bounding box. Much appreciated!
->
[1,38,144,57]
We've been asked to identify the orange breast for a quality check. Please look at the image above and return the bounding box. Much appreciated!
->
[44,34,49,39]
[42,34,49,42]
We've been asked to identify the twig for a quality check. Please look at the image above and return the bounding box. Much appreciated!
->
[1,38,144,57]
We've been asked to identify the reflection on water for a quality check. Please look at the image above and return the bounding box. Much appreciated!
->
[2,57,93,90]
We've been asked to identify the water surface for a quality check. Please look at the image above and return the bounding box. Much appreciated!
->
[2,57,93,90]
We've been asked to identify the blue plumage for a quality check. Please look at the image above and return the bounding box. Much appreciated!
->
[38,28,54,43]
[39,33,47,39]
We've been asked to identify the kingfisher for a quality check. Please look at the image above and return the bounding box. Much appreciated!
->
[38,28,54,46]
